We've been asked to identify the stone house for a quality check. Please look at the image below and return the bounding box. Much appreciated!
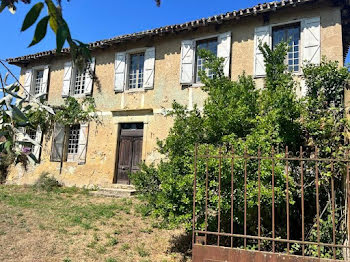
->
[5,0,350,188]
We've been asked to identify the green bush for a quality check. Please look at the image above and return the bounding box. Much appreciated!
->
[131,42,350,256]
[34,172,61,192]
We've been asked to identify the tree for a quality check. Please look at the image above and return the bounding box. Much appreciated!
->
[130,43,350,257]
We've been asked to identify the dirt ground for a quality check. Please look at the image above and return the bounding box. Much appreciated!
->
[0,185,191,262]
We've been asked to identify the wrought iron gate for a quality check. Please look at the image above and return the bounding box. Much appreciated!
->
[192,144,350,262]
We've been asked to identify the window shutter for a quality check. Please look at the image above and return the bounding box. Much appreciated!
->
[84,57,96,96]
[32,126,43,162]
[77,123,89,165]
[62,62,72,97]
[143,47,156,89]
[180,40,195,84]
[217,32,232,77]
[40,65,50,96]
[114,52,127,93]
[15,127,25,151]
[24,69,33,101]
[50,123,65,162]
[302,17,321,65]
[254,26,271,77]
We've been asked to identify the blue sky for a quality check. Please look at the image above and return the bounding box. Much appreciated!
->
[0,0,349,80]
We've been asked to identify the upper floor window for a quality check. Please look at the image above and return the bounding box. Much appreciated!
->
[114,47,155,93]
[179,32,231,85]
[33,70,44,95]
[195,38,218,82]
[272,23,301,72]
[62,58,96,98]
[73,68,87,95]
[23,66,49,100]
[128,53,145,89]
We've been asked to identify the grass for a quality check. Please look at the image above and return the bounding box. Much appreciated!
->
[0,185,190,262]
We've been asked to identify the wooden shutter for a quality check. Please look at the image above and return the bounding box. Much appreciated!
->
[24,69,33,101]
[254,26,271,77]
[217,32,232,77]
[180,40,195,84]
[77,123,89,165]
[62,62,72,97]
[143,47,155,89]
[114,52,127,92]
[84,57,96,96]
[302,17,321,65]
[50,123,65,162]
[40,65,50,96]
[32,126,43,162]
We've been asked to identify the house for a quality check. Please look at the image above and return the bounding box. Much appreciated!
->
[5,0,350,188]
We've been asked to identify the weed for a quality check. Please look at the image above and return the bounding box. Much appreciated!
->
[105,258,118,262]
[34,173,61,192]
[114,229,121,235]
[107,237,119,246]
[63,259,71,262]
[136,244,150,257]
[140,228,153,234]
[120,243,130,251]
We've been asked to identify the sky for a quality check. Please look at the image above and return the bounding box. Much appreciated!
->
[0,0,349,80]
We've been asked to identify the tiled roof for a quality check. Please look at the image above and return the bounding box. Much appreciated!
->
[5,0,328,64]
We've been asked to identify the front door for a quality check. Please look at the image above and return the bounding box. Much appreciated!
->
[115,123,143,184]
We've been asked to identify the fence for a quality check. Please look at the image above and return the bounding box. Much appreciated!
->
[192,144,350,261]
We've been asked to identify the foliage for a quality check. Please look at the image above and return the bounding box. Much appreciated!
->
[34,172,61,192]
[131,43,350,256]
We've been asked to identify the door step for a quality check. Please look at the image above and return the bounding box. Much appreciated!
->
[90,187,136,198]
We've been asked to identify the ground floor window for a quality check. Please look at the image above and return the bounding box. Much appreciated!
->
[50,123,89,164]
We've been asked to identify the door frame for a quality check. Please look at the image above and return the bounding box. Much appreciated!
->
[113,122,144,184]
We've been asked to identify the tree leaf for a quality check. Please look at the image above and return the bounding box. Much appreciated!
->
[56,24,69,53]
[29,16,50,47]
[0,2,7,13]
[21,2,44,32]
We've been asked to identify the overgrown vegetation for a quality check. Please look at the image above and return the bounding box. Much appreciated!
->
[131,43,350,257]
[33,172,61,192]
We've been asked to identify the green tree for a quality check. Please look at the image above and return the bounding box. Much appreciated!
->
[131,43,350,256]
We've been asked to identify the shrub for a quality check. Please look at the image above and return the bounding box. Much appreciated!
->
[34,172,61,192]
[131,42,350,255]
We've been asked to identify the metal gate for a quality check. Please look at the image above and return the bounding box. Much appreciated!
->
[192,144,350,262]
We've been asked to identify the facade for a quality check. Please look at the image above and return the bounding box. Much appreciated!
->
[6,0,350,187]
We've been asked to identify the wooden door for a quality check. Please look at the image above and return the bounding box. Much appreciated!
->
[115,124,143,184]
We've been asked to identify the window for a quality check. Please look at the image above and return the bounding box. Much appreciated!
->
[24,129,37,153]
[33,70,44,95]
[195,38,218,82]
[72,69,86,95]
[67,125,80,155]
[128,53,145,89]
[272,23,301,72]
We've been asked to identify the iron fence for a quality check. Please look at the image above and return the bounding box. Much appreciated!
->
[192,144,350,260]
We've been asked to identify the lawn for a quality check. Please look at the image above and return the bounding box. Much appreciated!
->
[0,185,191,262]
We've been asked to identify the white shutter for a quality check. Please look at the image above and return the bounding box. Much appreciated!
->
[114,52,127,92]
[40,65,50,96]
[143,47,156,89]
[15,127,25,151]
[50,123,65,162]
[217,32,232,77]
[24,69,33,101]
[254,26,271,77]
[77,123,89,165]
[62,62,72,97]
[32,126,43,162]
[302,17,321,65]
[180,40,195,84]
[84,57,96,96]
